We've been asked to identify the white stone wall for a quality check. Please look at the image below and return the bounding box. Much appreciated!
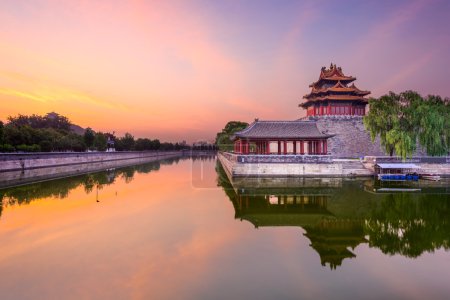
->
[218,153,373,177]
[0,151,182,172]
[0,153,183,188]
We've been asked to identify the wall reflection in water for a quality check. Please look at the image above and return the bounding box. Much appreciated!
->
[0,156,189,216]
[216,162,450,269]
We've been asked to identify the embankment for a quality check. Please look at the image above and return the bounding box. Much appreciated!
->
[218,152,372,178]
[0,151,184,188]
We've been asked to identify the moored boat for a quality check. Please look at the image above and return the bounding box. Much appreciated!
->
[420,174,441,181]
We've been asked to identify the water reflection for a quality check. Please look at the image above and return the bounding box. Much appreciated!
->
[0,156,187,217]
[216,162,450,269]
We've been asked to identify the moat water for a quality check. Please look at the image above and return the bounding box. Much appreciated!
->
[0,156,449,299]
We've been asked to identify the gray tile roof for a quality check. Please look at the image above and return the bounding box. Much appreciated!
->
[233,120,334,139]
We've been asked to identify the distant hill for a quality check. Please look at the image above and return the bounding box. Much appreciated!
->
[70,124,86,135]
[46,112,85,135]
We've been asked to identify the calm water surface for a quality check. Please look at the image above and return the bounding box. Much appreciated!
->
[0,156,449,300]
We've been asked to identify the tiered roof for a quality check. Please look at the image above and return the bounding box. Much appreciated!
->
[300,63,370,108]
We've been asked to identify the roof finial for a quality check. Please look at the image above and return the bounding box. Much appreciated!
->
[255,118,259,122]
[330,62,333,69]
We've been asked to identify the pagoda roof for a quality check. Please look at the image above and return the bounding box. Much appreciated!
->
[309,63,356,87]
[306,81,370,97]
[233,120,334,140]
[299,95,369,108]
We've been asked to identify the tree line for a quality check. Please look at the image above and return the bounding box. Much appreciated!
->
[0,113,190,152]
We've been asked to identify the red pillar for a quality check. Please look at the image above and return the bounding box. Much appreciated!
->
[300,141,304,154]
[324,140,328,154]
[293,141,297,154]
[284,141,287,154]
[277,141,281,155]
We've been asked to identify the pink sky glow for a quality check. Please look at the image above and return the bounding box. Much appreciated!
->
[1,0,449,142]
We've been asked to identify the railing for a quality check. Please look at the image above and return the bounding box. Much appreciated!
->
[221,152,332,164]
[0,151,183,161]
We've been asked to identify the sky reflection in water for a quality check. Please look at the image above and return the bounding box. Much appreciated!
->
[0,156,449,300]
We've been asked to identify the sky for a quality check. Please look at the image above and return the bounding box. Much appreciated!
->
[1,0,449,142]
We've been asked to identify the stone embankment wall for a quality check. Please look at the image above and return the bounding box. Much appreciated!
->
[218,152,372,177]
[0,151,184,188]
[0,151,183,172]
[310,116,385,158]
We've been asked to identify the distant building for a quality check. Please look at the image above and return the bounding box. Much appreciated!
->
[105,132,115,152]
[193,140,215,150]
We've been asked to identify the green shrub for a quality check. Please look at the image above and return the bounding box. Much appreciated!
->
[0,144,15,152]
[15,144,41,152]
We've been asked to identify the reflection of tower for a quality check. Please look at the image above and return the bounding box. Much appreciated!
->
[303,219,367,270]
[216,161,368,270]
[231,191,368,269]
[233,193,332,228]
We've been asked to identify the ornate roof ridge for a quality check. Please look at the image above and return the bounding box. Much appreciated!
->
[309,63,356,87]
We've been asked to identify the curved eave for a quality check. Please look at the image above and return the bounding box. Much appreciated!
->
[310,77,356,87]
[302,96,369,102]
[305,89,371,97]
[233,134,335,140]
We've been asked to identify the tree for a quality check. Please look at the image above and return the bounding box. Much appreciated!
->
[84,127,95,150]
[120,133,135,151]
[7,112,71,132]
[215,121,249,151]
[416,95,449,156]
[151,139,161,150]
[364,91,449,159]
[94,132,107,151]
[135,138,152,151]
[0,120,4,144]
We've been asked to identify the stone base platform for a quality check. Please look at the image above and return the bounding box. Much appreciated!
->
[218,152,373,178]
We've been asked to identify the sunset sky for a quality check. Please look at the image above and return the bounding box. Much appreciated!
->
[1,0,449,142]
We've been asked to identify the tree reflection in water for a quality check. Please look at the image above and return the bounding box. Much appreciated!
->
[216,161,450,269]
[0,157,186,215]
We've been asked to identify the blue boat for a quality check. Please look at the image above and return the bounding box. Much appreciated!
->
[375,163,421,181]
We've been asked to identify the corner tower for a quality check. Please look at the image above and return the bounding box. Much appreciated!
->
[300,63,370,116]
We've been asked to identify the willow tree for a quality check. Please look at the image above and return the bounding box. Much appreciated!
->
[416,95,449,156]
[364,91,449,159]
[363,92,403,157]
